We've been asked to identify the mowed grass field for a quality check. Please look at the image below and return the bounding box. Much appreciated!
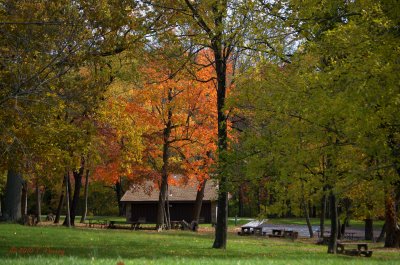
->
[0,223,399,265]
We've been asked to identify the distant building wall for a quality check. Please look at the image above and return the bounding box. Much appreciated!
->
[211,201,217,224]
[124,201,213,223]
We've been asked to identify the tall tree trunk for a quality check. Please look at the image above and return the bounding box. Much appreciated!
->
[54,177,65,224]
[257,186,261,215]
[238,185,244,217]
[115,179,124,217]
[327,190,338,254]
[193,180,207,222]
[64,172,71,228]
[337,218,342,240]
[3,168,23,222]
[365,218,374,241]
[212,20,229,249]
[21,180,28,217]
[377,222,386,242]
[320,188,329,237]
[301,180,314,238]
[67,171,72,207]
[157,88,172,230]
[35,180,41,224]
[384,189,400,248]
[80,169,90,223]
[157,176,167,229]
[385,133,400,247]
[165,184,171,229]
[303,200,314,238]
[67,160,84,226]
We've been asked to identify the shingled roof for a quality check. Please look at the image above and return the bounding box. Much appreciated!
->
[120,180,218,202]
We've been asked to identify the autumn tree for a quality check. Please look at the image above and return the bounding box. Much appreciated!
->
[126,50,218,229]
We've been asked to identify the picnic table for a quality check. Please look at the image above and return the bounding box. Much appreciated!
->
[237,219,268,236]
[317,230,357,240]
[267,229,298,239]
[170,221,181,230]
[268,229,284,238]
[283,230,298,239]
[239,225,254,235]
[337,242,372,257]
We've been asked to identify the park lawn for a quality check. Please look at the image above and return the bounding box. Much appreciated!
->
[0,224,399,265]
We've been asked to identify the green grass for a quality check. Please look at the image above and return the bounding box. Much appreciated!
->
[1,224,399,265]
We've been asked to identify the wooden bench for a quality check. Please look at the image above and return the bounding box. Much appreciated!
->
[337,242,372,257]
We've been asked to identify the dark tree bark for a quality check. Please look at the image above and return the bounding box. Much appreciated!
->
[67,171,72,207]
[80,169,90,223]
[193,180,207,222]
[301,180,313,238]
[64,172,71,228]
[319,187,328,237]
[343,198,352,227]
[157,176,168,229]
[303,200,314,238]
[385,133,400,247]
[66,160,85,226]
[21,180,28,217]
[115,178,124,217]
[157,88,172,230]
[327,190,338,254]
[365,218,374,241]
[337,218,342,240]
[212,20,229,249]
[257,187,261,215]
[35,180,41,224]
[384,190,400,248]
[69,170,83,225]
[238,185,245,217]
[377,222,386,242]
[54,177,65,224]
[165,184,171,229]
[3,168,23,222]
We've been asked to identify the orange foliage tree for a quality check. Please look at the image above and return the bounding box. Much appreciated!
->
[91,50,218,226]
[133,50,218,229]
